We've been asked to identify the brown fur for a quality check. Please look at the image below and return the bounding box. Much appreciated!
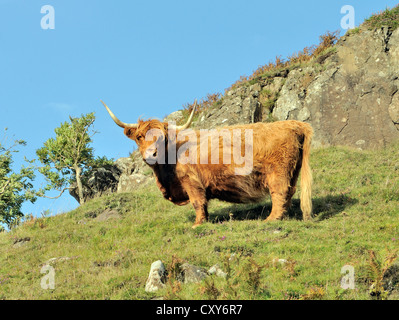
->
[124,120,313,228]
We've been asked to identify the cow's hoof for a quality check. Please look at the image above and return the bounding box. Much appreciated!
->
[192,223,204,229]
[265,215,282,222]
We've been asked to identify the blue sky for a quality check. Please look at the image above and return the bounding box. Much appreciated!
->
[1,0,398,218]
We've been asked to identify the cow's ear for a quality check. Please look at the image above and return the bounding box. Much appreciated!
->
[124,127,137,139]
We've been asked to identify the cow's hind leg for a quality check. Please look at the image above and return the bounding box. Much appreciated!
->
[265,192,290,221]
[285,185,296,209]
[265,179,291,222]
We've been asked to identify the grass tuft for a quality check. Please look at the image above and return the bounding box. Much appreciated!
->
[364,5,399,30]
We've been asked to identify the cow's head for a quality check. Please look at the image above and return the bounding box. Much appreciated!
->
[101,100,196,165]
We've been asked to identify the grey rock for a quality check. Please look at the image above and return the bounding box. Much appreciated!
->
[69,164,121,203]
[191,26,399,149]
[117,173,149,193]
[389,91,399,124]
[272,258,288,266]
[41,256,78,267]
[114,157,135,175]
[179,263,208,284]
[384,262,399,294]
[164,110,184,124]
[69,150,153,203]
[95,209,121,222]
[208,264,227,278]
[145,260,167,292]
[13,237,30,248]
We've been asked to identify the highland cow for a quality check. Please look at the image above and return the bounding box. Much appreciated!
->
[102,100,313,228]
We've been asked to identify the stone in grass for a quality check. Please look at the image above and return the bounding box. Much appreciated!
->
[384,262,399,299]
[145,260,167,292]
[40,256,78,267]
[208,264,227,279]
[179,263,208,284]
[95,209,121,222]
[13,237,31,248]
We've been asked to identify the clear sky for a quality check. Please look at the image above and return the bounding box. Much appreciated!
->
[1,0,398,218]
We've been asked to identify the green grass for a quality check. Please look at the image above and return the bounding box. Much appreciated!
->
[364,5,399,30]
[345,26,361,36]
[1,144,399,300]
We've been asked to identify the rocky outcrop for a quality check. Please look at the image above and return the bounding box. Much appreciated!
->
[192,26,399,149]
[114,155,151,193]
[69,151,153,204]
[195,85,263,129]
[69,164,121,203]
[271,27,399,149]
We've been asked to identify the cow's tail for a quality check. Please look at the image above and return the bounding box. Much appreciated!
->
[300,124,313,221]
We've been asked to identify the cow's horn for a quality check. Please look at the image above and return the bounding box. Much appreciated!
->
[175,100,197,130]
[101,100,138,129]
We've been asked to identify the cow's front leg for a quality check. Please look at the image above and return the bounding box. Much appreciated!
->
[191,198,209,228]
[180,178,208,228]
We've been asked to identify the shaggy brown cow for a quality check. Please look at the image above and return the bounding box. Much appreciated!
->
[102,100,313,228]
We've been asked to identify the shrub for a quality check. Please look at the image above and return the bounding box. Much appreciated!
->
[364,5,399,30]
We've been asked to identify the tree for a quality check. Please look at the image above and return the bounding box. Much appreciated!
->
[0,130,36,230]
[36,113,110,205]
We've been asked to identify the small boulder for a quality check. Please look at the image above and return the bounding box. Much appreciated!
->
[13,237,30,248]
[95,209,121,222]
[384,262,399,294]
[272,258,288,266]
[117,173,148,193]
[114,157,135,175]
[180,263,208,284]
[145,260,167,292]
[208,264,227,278]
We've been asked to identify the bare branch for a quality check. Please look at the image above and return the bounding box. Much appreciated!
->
[39,187,72,200]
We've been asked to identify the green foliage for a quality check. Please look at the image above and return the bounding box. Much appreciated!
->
[0,130,36,230]
[36,113,112,204]
[90,156,115,169]
[365,250,398,300]
[259,88,279,113]
[364,5,399,30]
[179,93,222,125]
[345,26,361,36]
[36,113,96,171]
[227,31,340,91]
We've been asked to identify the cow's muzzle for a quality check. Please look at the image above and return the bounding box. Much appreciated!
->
[144,148,158,165]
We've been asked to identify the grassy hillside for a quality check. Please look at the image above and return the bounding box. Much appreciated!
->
[1,143,399,300]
